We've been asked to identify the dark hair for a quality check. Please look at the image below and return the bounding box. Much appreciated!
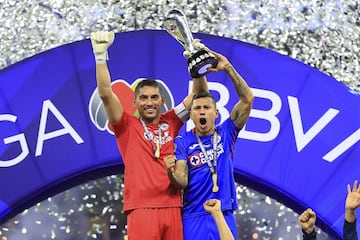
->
[191,91,217,107]
[134,78,163,97]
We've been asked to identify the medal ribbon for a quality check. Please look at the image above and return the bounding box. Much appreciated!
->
[140,118,162,159]
[195,131,219,192]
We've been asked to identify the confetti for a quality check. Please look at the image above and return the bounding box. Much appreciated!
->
[1,0,358,239]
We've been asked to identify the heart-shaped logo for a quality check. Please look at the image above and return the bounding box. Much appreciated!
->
[112,80,137,116]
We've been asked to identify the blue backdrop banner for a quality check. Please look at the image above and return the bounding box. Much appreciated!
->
[0,30,359,239]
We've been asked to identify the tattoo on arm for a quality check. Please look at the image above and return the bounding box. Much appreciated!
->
[226,65,254,129]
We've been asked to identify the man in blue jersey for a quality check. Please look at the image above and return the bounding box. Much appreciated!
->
[164,48,254,239]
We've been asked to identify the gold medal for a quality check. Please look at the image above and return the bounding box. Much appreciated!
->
[212,173,219,192]
[154,141,160,158]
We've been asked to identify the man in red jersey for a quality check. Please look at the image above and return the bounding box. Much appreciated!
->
[90,31,208,240]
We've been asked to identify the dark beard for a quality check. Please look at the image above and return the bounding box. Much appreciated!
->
[141,115,157,123]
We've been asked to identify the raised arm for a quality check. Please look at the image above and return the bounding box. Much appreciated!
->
[182,39,210,110]
[90,31,123,123]
[204,199,235,240]
[207,50,254,129]
[298,208,317,240]
[182,75,209,110]
[345,180,360,223]
[343,180,360,240]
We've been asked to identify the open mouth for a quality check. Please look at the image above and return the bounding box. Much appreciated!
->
[199,118,207,126]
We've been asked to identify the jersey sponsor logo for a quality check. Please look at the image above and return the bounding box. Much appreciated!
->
[149,128,174,146]
[189,143,199,149]
[188,143,224,168]
[189,143,209,149]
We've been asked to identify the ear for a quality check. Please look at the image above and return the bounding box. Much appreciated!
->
[133,97,136,106]
[216,109,219,117]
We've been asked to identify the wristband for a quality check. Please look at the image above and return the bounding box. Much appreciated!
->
[94,51,108,63]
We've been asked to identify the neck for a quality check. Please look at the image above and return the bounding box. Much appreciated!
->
[140,116,159,124]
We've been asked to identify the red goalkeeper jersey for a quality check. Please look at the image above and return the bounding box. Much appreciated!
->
[110,109,184,211]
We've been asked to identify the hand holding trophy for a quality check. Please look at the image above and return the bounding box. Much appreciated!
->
[163,9,218,78]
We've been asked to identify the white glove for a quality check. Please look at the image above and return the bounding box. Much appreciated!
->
[183,39,207,58]
[90,31,115,63]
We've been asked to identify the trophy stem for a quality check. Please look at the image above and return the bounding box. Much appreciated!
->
[163,9,218,78]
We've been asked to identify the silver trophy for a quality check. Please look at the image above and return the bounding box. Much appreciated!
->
[163,9,218,78]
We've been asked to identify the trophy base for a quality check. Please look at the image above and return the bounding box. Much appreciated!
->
[187,49,218,78]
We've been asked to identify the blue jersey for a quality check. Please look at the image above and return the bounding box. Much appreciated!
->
[174,118,239,217]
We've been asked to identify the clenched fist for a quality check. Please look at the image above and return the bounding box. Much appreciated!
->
[90,31,115,63]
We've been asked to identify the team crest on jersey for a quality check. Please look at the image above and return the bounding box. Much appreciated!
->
[144,132,153,140]
[159,123,169,130]
[214,134,221,144]
[188,154,201,167]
